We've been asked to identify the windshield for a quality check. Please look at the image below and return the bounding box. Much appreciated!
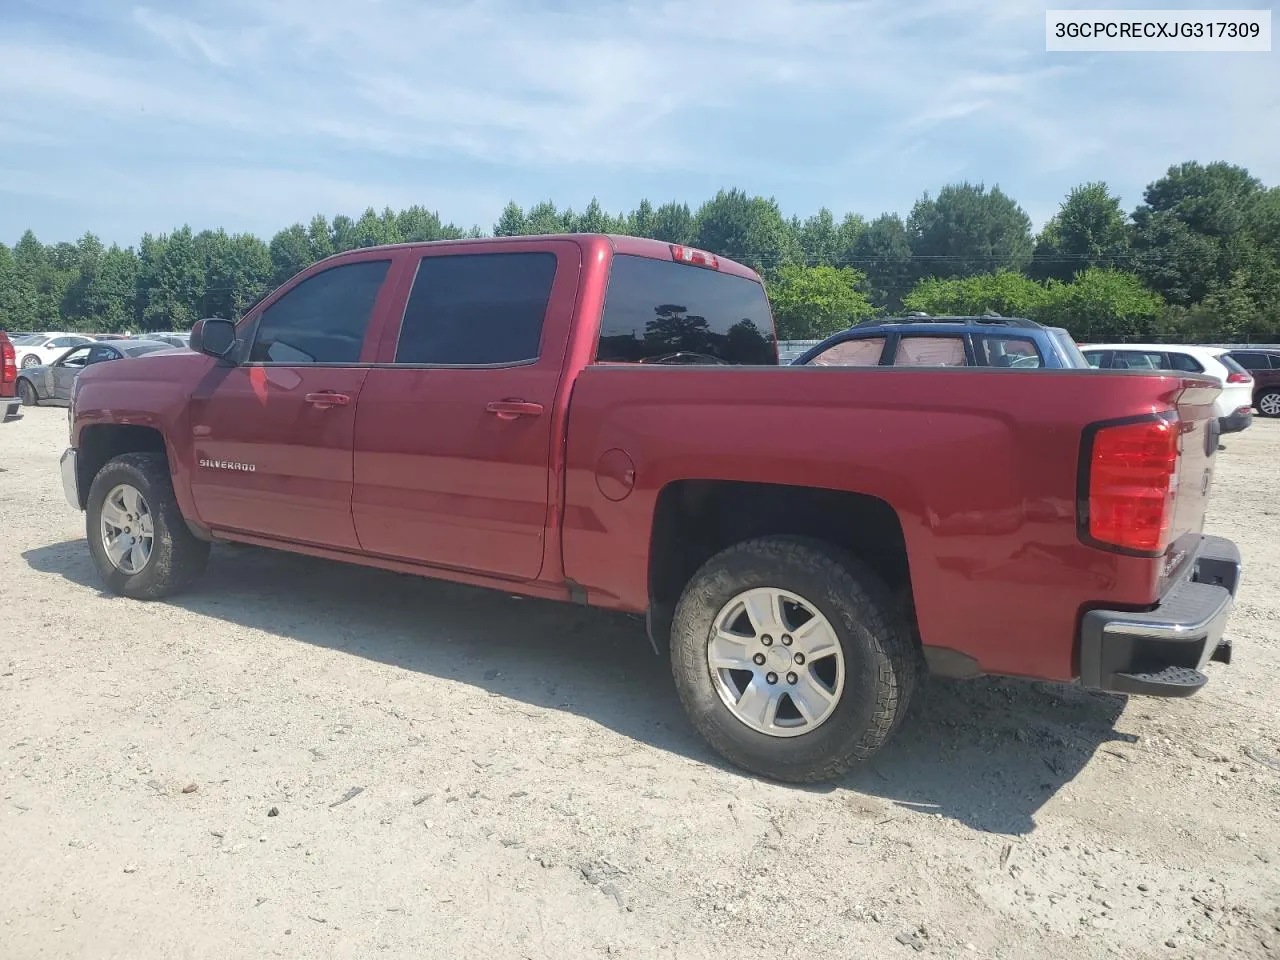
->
[123,342,174,357]
[10,334,40,345]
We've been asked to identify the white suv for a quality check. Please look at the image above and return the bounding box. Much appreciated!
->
[1080,343,1254,433]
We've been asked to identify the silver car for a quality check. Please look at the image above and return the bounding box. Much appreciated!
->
[15,339,174,407]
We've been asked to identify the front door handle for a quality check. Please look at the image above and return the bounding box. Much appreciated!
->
[486,400,544,420]
[304,391,351,408]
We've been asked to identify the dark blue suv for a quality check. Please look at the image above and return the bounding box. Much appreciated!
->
[791,313,1090,370]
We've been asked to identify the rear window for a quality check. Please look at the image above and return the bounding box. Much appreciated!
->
[596,255,776,365]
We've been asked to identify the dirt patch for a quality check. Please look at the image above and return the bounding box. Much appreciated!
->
[2,407,1278,959]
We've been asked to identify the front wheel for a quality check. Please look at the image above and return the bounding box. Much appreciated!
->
[17,379,38,407]
[669,536,918,783]
[20,354,40,369]
[1258,389,1280,419]
[85,452,210,599]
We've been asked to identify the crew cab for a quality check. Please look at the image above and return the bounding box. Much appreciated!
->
[1,330,20,421]
[59,235,1242,783]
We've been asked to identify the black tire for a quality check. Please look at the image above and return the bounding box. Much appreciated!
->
[17,379,38,407]
[1257,389,1280,419]
[85,452,210,599]
[670,536,919,784]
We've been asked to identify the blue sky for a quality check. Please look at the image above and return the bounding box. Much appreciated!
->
[1,0,1277,247]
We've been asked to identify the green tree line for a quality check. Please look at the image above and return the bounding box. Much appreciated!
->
[2,161,1277,344]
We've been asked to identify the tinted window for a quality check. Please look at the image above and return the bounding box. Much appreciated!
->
[979,335,1041,368]
[396,253,556,365]
[1219,354,1249,376]
[1167,352,1204,373]
[894,336,967,366]
[808,337,885,367]
[1231,352,1268,370]
[249,260,389,364]
[597,255,775,365]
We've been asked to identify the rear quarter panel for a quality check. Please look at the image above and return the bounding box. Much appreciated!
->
[562,365,1219,682]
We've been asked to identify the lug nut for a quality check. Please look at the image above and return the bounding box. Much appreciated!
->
[761,635,773,646]
[793,653,806,666]
[766,672,778,685]
[752,653,766,666]
[781,634,793,646]
[787,672,798,685]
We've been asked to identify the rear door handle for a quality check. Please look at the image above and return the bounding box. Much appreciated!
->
[486,400,544,420]
[304,391,351,408]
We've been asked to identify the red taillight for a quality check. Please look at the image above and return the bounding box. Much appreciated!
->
[670,244,720,270]
[1084,417,1179,554]
[1,338,14,384]
[1226,371,1252,384]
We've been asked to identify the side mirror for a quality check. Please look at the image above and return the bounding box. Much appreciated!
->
[190,318,237,361]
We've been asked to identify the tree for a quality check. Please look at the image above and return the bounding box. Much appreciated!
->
[768,265,875,339]
[1032,181,1130,282]
[907,183,1033,280]
[1037,268,1164,340]
[1131,161,1264,305]
[525,201,564,235]
[330,214,358,252]
[81,245,139,332]
[649,202,695,245]
[626,199,656,238]
[307,214,334,261]
[137,226,204,330]
[851,214,913,310]
[903,270,1049,318]
[268,223,313,286]
[494,202,526,237]
[693,189,798,275]
[797,209,841,267]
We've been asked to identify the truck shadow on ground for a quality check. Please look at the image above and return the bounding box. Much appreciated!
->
[26,539,1132,836]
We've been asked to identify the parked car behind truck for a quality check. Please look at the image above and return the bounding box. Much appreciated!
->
[59,234,1242,783]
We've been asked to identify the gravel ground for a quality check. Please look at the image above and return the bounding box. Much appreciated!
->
[2,405,1278,960]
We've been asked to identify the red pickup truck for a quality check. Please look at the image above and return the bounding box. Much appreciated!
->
[59,234,1242,783]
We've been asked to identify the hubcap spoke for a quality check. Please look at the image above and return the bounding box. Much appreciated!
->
[735,678,782,728]
[105,535,130,567]
[100,500,129,530]
[121,486,142,517]
[792,616,839,661]
[790,672,836,724]
[742,588,784,638]
[708,630,755,671]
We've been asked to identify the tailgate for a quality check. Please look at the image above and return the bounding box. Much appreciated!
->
[1165,378,1223,580]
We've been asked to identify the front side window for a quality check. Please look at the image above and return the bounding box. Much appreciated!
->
[87,345,120,364]
[395,253,556,365]
[249,259,390,364]
[59,345,92,366]
[807,337,885,367]
[979,336,1041,368]
[1082,351,1103,368]
[597,255,775,365]
[894,335,967,366]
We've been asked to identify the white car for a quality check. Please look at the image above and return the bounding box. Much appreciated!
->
[1080,343,1255,433]
[11,332,96,369]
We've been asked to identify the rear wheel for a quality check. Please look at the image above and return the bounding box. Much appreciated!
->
[1258,390,1280,418]
[85,452,210,599]
[670,536,918,783]
[17,379,38,407]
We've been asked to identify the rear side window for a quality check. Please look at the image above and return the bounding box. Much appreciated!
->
[1082,351,1103,368]
[597,255,776,365]
[1111,351,1163,370]
[1167,352,1204,373]
[808,337,885,367]
[250,260,390,364]
[894,335,967,366]
[1231,351,1271,370]
[396,253,557,365]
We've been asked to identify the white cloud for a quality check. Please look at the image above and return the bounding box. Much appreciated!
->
[0,0,1277,241]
